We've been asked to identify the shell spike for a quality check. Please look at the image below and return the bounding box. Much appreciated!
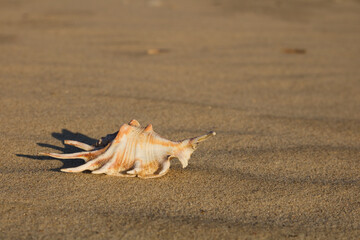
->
[114,124,131,141]
[61,164,89,173]
[128,119,140,127]
[64,140,95,151]
[39,151,90,160]
[174,131,216,168]
[191,131,216,145]
[144,124,153,132]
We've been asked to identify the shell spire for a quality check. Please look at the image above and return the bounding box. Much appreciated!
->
[40,120,216,178]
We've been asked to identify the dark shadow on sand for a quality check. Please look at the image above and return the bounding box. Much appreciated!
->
[16,129,98,170]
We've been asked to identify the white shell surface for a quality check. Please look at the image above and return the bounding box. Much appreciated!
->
[41,120,215,178]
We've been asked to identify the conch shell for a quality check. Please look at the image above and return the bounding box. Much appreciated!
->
[40,120,216,179]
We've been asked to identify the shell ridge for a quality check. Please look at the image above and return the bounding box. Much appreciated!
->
[118,133,131,170]
[127,128,142,169]
[129,134,138,169]
[142,132,150,168]
[88,156,111,171]
[140,131,153,175]
[92,131,129,174]
[119,131,135,170]
[145,133,166,175]
[149,134,154,168]
[147,134,156,165]
[150,134,157,174]
[111,147,124,172]
[111,126,140,172]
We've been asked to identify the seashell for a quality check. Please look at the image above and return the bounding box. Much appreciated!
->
[40,119,216,179]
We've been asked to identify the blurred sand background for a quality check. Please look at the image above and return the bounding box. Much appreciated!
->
[1,0,360,239]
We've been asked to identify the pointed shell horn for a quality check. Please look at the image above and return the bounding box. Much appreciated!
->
[144,124,153,132]
[192,131,216,143]
[128,119,140,127]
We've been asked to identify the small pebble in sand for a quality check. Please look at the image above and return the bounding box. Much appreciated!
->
[146,48,169,55]
[283,48,306,54]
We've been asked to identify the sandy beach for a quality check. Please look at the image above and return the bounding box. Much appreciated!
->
[1,0,360,239]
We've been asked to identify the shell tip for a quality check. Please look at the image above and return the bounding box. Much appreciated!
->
[144,124,153,132]
[129,119,140,127]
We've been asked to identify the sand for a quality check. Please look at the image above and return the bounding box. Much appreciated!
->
[1,0,360,239]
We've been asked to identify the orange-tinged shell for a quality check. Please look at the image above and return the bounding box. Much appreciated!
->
[40,119,216,178]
